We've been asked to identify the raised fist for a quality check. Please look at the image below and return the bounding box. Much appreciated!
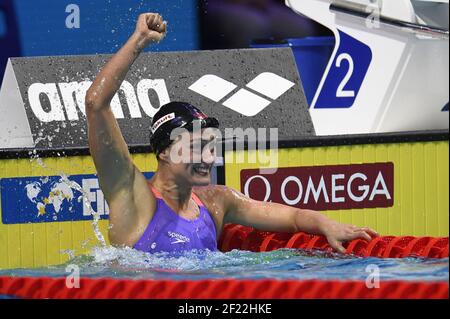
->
[134,13,167,47]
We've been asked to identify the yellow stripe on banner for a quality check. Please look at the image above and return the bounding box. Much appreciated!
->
[0,158,5,269]
[437,142,449,235]
[224,141,449,237]
[18,159,32,267]
[0,153,158,269]
[5,159,21,269]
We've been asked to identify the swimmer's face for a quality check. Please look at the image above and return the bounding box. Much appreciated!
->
[160,128,218,186]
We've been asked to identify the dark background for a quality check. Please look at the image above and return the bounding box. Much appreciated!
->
[199,0,331,50]
[0,0,332,85]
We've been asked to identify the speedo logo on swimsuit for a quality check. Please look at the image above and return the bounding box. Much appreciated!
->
[168,231,190,244]
[188,72,295,116]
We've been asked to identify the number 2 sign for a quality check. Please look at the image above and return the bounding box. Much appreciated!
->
[314,31,372,109]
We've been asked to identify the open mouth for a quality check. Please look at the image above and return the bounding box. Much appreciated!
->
[192,164,211,177]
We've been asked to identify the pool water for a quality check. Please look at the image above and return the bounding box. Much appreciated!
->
[0,247,448,282]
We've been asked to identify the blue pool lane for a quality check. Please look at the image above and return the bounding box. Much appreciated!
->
[0,248,447,282]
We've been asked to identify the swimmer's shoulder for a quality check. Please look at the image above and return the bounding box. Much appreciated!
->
[193,184,240,213]
[193,185,240,234]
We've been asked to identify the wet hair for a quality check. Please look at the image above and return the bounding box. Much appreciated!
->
[149,102,219,157]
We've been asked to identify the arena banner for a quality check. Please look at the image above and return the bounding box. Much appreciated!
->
[0,48,313,149]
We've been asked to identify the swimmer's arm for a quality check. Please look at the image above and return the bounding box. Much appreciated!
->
[223,188,379,253]
[86,13,166,112]
[85,13,166,200]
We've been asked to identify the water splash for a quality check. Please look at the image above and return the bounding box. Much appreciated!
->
[28,151,106,246]
[0,248,447,282]
[59,173,106,246]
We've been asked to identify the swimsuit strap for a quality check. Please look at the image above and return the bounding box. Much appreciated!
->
[147,181,163,199]
[191,192,205,207]
[147,181,204,207]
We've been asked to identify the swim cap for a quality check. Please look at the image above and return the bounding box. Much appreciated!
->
[149,102,220,155]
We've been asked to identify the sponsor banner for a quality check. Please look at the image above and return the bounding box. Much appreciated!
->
[241,163,393,211]
[0,48,313,149]
[1,172,153,224]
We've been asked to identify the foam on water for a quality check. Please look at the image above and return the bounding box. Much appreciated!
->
[1,247,448,282]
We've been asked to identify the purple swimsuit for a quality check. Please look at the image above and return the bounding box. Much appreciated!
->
[133,183,218,253]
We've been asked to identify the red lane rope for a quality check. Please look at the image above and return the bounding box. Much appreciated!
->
[0,276,448,299]
[218,224,449,258]
[0,225,447,299]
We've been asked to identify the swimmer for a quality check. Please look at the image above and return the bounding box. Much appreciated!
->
[85,13,379,254]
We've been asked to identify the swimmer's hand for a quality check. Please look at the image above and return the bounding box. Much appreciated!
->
[322,221,379,254]
[134,13,167,49]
